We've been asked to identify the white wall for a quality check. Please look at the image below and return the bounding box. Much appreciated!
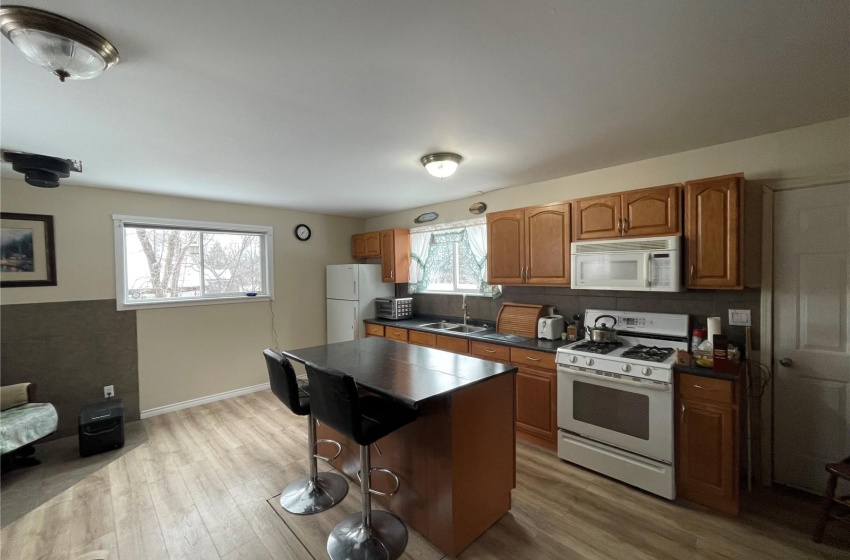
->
[366,117,850,287]
[0,179,363,410]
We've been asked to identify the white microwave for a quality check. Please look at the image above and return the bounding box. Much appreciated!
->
[570,235,681,292]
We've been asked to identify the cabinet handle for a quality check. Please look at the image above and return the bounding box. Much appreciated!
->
[484,348,497,353]
[689,263,695,280]
[692,384,717,391]
[617,219,622,234]
[681,403,685,425]
[525,356,540,362]
[623,218,629,233]
[391,269,394,280]
[527,267,531,280]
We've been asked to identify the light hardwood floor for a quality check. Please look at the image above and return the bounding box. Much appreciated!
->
[1,389,847,559]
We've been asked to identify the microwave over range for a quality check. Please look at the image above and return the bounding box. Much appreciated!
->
[570,235,681,292]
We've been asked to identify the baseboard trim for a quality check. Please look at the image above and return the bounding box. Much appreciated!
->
[140,382,270,419]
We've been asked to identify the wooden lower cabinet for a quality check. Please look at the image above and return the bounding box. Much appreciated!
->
[408,330,436,347]
[436,334,469,354]
[515,366,557,448]
[365,324,385,337]
[384,327,408,342]
[675,372,739,515]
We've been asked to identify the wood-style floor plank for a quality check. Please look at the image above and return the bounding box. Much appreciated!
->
[2,389,847,560]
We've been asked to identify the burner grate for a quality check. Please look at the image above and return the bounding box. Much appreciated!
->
[570,341,622,355]
[621,345,675,362]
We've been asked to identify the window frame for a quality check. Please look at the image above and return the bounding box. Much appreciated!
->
[113,215,274,311]
[420,233,482,295]
[410,219,490,296]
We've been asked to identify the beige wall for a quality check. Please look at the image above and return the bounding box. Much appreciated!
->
[366,117,850,287]
[0,179,363,410]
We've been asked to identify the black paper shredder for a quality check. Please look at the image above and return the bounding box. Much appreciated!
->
[78,398,125,457]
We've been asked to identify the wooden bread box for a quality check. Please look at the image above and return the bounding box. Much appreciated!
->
[496,303,546,337]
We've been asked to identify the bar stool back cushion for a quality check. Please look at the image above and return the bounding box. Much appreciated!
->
[263,349,309,416]
[305,362,416,447]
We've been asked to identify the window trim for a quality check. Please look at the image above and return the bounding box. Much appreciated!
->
[113,214,274,311]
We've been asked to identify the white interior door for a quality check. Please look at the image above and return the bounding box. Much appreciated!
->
[327,298,358,344]
[774,183,850,493]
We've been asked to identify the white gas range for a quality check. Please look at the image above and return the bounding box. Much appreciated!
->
[556,309,689,500]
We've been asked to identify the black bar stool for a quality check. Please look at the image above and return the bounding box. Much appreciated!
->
[263,349,348,515]
[305,362,418,560]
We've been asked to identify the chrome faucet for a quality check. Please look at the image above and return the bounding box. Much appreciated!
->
[462,294,470,326]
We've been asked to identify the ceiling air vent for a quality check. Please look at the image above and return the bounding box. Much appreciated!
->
[1,150,81,187]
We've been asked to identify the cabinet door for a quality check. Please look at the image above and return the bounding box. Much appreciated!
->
[573,195,622,241]
[684,174,743,289]
[435,334,469,354]
[351,234,366,259]
[381,229,410,283]
[677,397,738,515]
[364,231,381,257]
[380,230,395,282]
[621,184,681,237]
[515,366,557,441]
[525,203,571,285]
[487,209,525,284]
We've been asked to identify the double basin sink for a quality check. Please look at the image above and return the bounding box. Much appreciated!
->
[419,321,488,334]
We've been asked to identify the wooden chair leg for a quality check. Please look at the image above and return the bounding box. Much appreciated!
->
[813,473,838,543]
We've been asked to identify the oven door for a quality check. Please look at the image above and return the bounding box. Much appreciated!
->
[571,251,651,290]
[557,366,673,463]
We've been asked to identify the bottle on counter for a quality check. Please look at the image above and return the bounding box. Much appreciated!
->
[691,327,707,351]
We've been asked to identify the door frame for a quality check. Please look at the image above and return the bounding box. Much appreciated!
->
[761,174,850,486]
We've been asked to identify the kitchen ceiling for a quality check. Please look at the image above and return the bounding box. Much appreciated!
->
[1,1,847,218]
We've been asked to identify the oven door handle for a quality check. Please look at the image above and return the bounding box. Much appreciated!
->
[559,366,671,391]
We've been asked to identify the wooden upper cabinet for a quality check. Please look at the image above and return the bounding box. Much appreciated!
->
[487,203,571,286]
[380,229,410,283]
[352,231,382,259]
[351,234,366,259]
[573,195,621,240]
[684,174,743,289]
[525,203,570,285]
[573,185,681,241]
[487,209,525,284]
[363,231,381,257]
[621,184,681,237]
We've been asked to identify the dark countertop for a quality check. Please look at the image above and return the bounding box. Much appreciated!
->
[365,316,571,354]
[282,337,518,408]
[674,363,740,382]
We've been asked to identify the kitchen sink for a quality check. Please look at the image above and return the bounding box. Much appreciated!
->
[419,321,461,330]
[446,325,488,334]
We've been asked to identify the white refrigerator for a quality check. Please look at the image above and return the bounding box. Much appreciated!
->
[327,264,393,343]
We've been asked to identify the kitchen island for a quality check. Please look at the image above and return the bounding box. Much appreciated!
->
[282,337,518,556]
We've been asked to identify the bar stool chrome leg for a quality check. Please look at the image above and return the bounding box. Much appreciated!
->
[327,444,408,560]
[280,414,349,515]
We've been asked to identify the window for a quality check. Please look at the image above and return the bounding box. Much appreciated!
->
[408,219,494,295]
[113,215,273,310]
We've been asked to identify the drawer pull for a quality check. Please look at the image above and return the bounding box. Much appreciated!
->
[693,384,717,391]
[393,331,401,335]
[525,356,540,361]
[484,348,497,353]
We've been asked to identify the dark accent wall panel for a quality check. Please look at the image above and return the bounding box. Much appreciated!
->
[1,299,139,439]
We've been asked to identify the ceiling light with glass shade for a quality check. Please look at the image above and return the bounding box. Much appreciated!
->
[0,5,119,82]
[421,153,462,178]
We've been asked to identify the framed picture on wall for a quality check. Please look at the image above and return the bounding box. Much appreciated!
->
[1,212,57,287]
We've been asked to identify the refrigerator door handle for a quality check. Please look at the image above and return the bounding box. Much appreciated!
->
[353,280,357,297]
[353,307,357,329]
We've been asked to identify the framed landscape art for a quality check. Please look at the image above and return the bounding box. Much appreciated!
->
[0,213,57,287]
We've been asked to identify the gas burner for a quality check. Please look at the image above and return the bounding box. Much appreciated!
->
[570,341,623,355]
[621,345,675,363]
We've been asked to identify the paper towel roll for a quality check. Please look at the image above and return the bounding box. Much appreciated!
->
[707,317,722,344]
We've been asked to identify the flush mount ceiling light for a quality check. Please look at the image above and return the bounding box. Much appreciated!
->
[0,5,119,82]
[421,153,462,178]
[2,150,82,187]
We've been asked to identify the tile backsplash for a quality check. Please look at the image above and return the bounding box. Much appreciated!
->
[407,286,761,351]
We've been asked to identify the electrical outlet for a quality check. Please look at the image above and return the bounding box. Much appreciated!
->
[728,309,751,326]
[104,385,115,398]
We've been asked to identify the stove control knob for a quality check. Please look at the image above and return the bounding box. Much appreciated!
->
[585,358,594,367]
[641,367,652,376]
[621,364,631,373]
[569,355,578,364]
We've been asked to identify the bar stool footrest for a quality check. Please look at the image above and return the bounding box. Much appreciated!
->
[314,438,343,463]
[356,467,401,497]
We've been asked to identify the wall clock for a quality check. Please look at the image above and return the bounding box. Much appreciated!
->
[294,224,311,241]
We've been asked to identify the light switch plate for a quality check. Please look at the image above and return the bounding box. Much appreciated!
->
[728,309,751,326]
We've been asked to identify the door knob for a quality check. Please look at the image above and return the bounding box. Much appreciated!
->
[779,358,793,367]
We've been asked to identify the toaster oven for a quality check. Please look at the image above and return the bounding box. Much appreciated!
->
[375,297,413,320]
